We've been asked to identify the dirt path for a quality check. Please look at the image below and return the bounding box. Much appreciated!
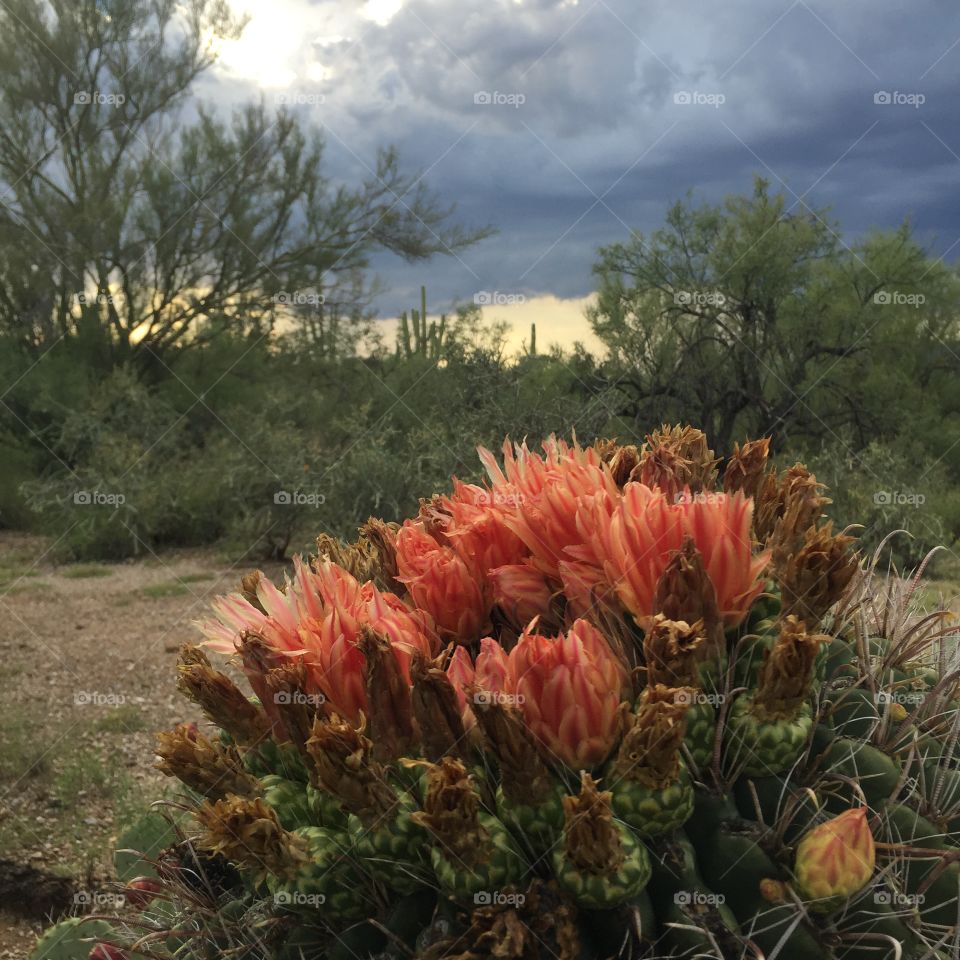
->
[0,533,283,957]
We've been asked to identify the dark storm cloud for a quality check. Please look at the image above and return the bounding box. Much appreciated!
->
[209,0,960,315]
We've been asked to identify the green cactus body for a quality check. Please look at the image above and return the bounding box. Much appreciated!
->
[28,918,115,960]
[646,831,743,952]
[269,826,369,920]
[348,794,432,894]
[551,820,652,909]
[824,685,880,738]
[682,699,717,773]
[823,638,860,683]
[698,829,827,960]
[430,812,525,901]
[659,898,741,957]
[878,801,960,928]
[822,738,901,809]
[734,630,775,687]
[923,758,960,834]
[832,901,920,960]
[262,775,318,830]
[243,739,308,781]
[683,788,741,845]
[733,774,820,843]
[610,762,694,837]
[495,782,565,853]
[725,695,813,777]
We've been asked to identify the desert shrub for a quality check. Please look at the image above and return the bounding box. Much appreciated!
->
[789,433,960,568]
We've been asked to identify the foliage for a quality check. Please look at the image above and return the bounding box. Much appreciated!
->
[0,0,489,367]
[588,177,960,456]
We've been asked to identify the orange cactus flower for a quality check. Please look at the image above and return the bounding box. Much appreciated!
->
[794,808,876,904]
[395,520,489,642]
[431,478,529,579]
[591,482,688,625]
[584,483,768,628]
[198,558,435,725]
[489,561,555,625]
[445,644,478,732]
[479,436,617,579]
[507,619,626,769]
[678,490,770,625]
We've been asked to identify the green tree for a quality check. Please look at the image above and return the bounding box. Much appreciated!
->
[589,177,960,453]
[0,0,489,368]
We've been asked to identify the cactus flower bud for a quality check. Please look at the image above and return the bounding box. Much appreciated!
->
[124,876,164,909]
[794,808,875,907]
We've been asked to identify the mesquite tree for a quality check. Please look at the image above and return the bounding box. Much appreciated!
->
[0,0,489,367]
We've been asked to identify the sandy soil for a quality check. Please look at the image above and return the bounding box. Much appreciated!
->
[0,532,284,958]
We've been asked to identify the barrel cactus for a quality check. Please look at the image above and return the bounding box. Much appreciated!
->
[71,428,960,959]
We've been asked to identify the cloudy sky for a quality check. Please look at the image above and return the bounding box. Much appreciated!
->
[201,0,960,351]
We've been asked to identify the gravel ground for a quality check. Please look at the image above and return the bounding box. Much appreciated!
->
[0,532,284,957]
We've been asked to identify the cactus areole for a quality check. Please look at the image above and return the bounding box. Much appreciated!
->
[65,427,960,960]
